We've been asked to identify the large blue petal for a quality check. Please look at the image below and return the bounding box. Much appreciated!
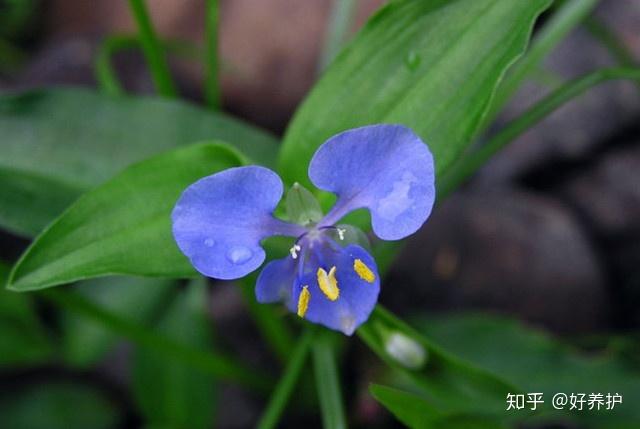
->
[310,124,435,240]
[255,257,296,303]
[290,244,380,335]
[172,166,305,280]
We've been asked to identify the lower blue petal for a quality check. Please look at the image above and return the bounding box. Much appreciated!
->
[291,244,380,335]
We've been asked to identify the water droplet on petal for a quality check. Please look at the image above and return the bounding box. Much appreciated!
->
[226,246,253,264]
[204,238,215,247]
[404,51,421,71]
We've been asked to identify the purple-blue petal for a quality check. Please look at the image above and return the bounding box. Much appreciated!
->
[291,244,380,335]
[172,166,304,280]
[255,257,296,303]
[310,124,435,240]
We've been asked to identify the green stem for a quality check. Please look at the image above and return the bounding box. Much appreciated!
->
[239,275,294,364]
[440,67,640,197]
[584,17,639,90]
[257,327,316,429]
[127,0,177,97]
[95,35,202,96]
[318,0,357,72]
[43,288,272,392]
[95,36,133,96]
[205,0,221,109]
[484,0,599,126]
[312,333,347,429]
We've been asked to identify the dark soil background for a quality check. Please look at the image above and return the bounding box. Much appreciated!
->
[1,0,639,428]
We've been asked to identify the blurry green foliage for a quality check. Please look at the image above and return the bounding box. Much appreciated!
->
[61,276,175,367]
[0,261,52,366]
[0,89,277,236]
[0,382,121,429]
[132,279,216,429]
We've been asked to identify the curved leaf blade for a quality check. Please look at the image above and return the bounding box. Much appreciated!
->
[8,142,243,291]
[279,0,551,185]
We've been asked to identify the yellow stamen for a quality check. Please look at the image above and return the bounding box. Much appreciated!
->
[317,266,339,301]
[297,286,310,318]
[354,259,375,283]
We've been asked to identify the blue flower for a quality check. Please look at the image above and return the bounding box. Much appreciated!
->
[171,124,435,335]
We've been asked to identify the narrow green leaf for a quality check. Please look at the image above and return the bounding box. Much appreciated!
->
[0,88,278,236]
[358,307,519,417]
[0,382,121,429]
[132,279,216,429]
[0,261,52,367]
[312,333,347,429]
[61,276,175,367]
[370,384,507,429]
[8,142,243,291]
[370,384,440,428]
[279,0,551,185]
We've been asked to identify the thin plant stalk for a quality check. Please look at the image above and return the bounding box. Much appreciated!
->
[127,0,177,97]
[205,0,221,109]
[440,67,640,197]
[312,333,347,429]
[95,35,202,96]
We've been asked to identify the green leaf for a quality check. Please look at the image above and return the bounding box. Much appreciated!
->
[419,314,640,428]
[8,142,243,291]
[0,381,121,429]
[61,276,175,367]
[370,384,506,429]
[279,0,551,185]
[0,261,52,366]
[132,278,216,429]
[0,88,278,236]
[358,307,519,417]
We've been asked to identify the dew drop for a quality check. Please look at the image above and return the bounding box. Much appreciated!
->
[404,51,421,71]
[204,238,215,247]
[226,246,253,264]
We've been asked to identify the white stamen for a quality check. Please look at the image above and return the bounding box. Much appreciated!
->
[337,228,346,240]
[289,244,302,259]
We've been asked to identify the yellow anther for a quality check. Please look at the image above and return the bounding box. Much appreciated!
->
[297,286,310,318]
[317,266,340,301]
[354,259,375,283]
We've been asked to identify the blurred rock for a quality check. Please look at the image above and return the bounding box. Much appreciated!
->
[558,143,640,328]
[385,188,610,334]
[596,0,640,59]
[560,143,640,237]
[16,37,96,88]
